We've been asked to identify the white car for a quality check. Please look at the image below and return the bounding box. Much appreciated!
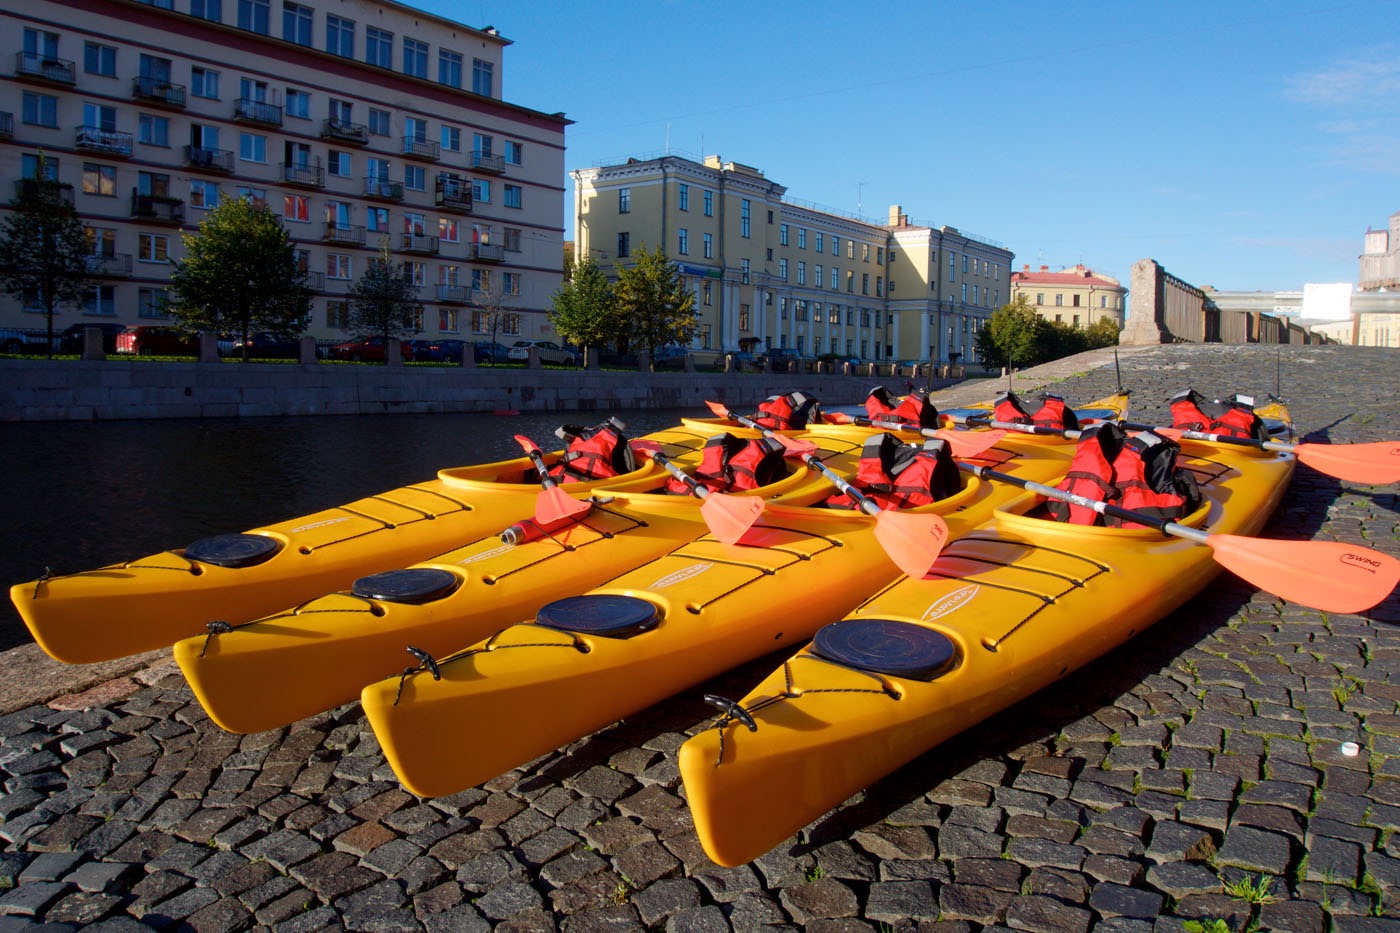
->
[507,340,577,366]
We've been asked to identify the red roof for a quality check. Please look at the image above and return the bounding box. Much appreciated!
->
[1011,264,1120,288]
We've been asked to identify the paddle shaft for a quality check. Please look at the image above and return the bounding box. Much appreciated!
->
[720,406,882,517]
[516,442,561,490]
[649,451,707,498]
[1122,421,1288,454]
[960,463,1209,545]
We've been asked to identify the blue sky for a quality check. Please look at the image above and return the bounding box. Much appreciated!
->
[424,0,1398,292]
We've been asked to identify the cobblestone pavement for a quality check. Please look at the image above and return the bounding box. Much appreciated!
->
[3,344,1400,932]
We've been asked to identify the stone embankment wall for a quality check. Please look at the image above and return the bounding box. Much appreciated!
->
[1122,258,1319,346]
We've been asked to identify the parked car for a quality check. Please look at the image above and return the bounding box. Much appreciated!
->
[231,332,303,360]
[58,322,127,354]
[409,339,471,363]
[507,339,576,366]
[115,326,199,356]
[650,346,691,370]
[474,341,512,364]
[328,336,414,362]
[0,327,55,355]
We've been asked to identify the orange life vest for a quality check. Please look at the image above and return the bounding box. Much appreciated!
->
[547,418,636,482]
[748,392,823,430]
[663,434,786,494]
[865,386,940,429]
[1047,423,1199,526]
[1169,389,1265,441]
[826,434,960,511]
[993,391,1079,431]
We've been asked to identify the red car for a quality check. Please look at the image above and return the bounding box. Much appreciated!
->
[115,326,199,356]
[328,336,414,362]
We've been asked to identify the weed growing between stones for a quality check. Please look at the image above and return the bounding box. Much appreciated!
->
[1222,873,1277,905]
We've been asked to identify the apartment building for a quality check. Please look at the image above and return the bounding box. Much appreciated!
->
[1,0,569,341]
[1360,210,1400,292]
[572,154,1012,364]
[1010,264,1126,329]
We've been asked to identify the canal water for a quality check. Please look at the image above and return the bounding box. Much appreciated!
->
[2,408,708,653]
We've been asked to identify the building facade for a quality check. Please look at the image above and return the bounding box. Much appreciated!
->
[1360,210,1400,292]
[1,0,569,341]
[571,154,1011,364]
[1010,264,1125,329]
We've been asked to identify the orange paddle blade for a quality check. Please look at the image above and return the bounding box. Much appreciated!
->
[824,411,855,424]
[873,511,951,580]
[534,486,590,525]
[513,433,541,454]
[1296,441,1400,485]
[776,436,818,457]
[702,493,768,545]
[931,428,1007,459]
[1208,535,1400,614]
[630,438,665,455]
[705,400,732,419]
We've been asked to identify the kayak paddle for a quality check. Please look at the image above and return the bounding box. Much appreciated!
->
[959,462,1400,614]
[705,401,949,578]
[512,435,592,525]
[1136,424,1400,486]
[824,412,1009,459]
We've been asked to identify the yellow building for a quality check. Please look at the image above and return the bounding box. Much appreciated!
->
[572,154,1011,364]
[2,0,568,341]
[1010,264,1125,328]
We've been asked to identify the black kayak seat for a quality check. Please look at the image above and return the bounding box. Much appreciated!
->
[185,533,280,569]
[351,568,459,604]
[535,594,659,639]
[810,619,957,681]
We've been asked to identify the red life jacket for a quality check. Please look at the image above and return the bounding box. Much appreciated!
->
[748,391,823,430]
[865,386,940,429]
[547,418,636,482]
[1169,389,1265,440]
[1047,424,1200,526]
[993,391,1080,431]
[826,434,960,510]
[663,434,786,494]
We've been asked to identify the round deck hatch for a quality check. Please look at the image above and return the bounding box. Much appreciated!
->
[536,594,659,638]
[351,568,459,604]
[811,619,957,681]
[185,533,280,569]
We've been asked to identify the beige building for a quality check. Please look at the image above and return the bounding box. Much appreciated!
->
[571,154,1011,364]
[1360,210,1400,292]
[1,0,568,341]
[1010,264,1125,328]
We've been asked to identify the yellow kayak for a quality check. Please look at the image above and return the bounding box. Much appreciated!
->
[12,424,715,665]
[678,403,1298,866]
[173,435,851,735]
[360,429,1079,799]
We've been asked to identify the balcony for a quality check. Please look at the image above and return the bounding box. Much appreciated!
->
[323,223,365,245]
[470,150,505,174]
[402,136,440,161]
[0,112,13,140]
[472,242,505,263]
[435,175,472,213]
[15,52,75,85]
[402,233,439,255]
[283,161,326,189]
[184,145,233,173]
[321,118,369,144]
[130,191,186,224]
[132,76,187,108]
[436,284,470,303]
[86,253,132,277]
[14,178,75,205]
[234,97,283,126]
[364,177,404,202]
[76,125,134,158]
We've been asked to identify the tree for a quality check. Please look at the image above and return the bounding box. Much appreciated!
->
[470,269,516,366]
[168,197,312,362]
[548,257,620,366]
[348,241,420,358]
[612,244,697,359]
[0,161,93,358]
[977,295,1047,370]
[1083,315,1121,350]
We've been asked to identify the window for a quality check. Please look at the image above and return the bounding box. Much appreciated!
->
[1055,294,1063,306]
[191,179,220,209]
[368,109,390,136]
[617,232,630,259]
[327,254,351,279]
[327,151,351,177]
[814,263,823,286]
[1035,293,1044,305]
[503,228,522,252]
[237,186,266,207]
[367,207,388,232]
[780,224,789,246]
[439,217,459,242]
[84,102,117,132]
[778,258,787,281]
[366,27,393,67]
[862,244,870,262]
[678,184,689,211]
[861,273,869,295]
[472,179,490,203]
[439,307,459,332]
[505,140,523,165]
[237,0,269,34]
[138,233,170,263]
[503,185,521,209]
[326,300,350,330]
[138,114,169,146]
[703,232,713,259]
[405,261,425,286]
[81,284,117,317]
[285,89,310,119]
[795,300,807,321]
[740,199,751,238]
[405,116,427,142]
[438,265,459,286]
[798,228,807,249]
[283,2,312,45]
[703,190,713,216]
[831,268,839,290]
[948,252,956,281]
[846,271,854,292]
[618,188,630,213]
[502,272,520,296]
[326,14,354,57]
[84,42,116,77]
[472,58,493,96]
[191,0,222,21]
[740,258,750,284]
[831,236,840,257]
[191,67,219,99]
[441,125,461,152]
[82,163,116,197]
[797,261,805,285]
[325,200,350,227]
[848,241,855,260]
[403,38,428,78]
[239,133,266,163]
[815,232,824,253]
[962,255,969,274]
[677,229,688,255]
[283,194,308,222]
[139,287,170,318]
[439,49,463,87]
[22,92,58,127]
[1072,294,1081,307]
[703,282,712,306]
[404,165,425,191]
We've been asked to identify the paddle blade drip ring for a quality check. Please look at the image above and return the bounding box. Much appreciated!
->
[351,568,459,604]
[811,619,957,681]
[535,594,660,639]
[184,534,280,569]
